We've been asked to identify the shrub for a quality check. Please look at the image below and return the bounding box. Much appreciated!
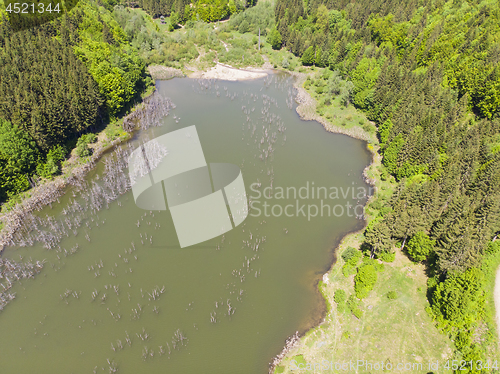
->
[379,251,395,262]
[334,290,347,313]
[267,28,282,50]
[347,295,363,319]
[36,145,66,178]
[301,46,315,66]
[82,133,97,143]
[334,289,346,304]
[238,20,250,33]
[354,264,377,299]
[363,122,373,133]
[292,355,307,366]
[430,268,485,331]
[387,291,398,300]
[342,263,356,277]
[75,133,97,158]
[281,57,290,69]
[336,302,345,313]
[407,232,435,262]
[341,247,362,266]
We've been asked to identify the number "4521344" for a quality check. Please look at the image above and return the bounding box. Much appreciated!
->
[5,3,61,13]
[444,360,498,371]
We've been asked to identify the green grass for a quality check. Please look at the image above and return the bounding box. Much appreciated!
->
[276,234,454,374]
[305,70,369,132]
[260,43,301,70]
[481,244,500,360]
[105,120,127,142]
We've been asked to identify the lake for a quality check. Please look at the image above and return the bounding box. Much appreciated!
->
[0,73,371,373]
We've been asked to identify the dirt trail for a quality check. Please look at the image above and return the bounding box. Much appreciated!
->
[495,266,500,345]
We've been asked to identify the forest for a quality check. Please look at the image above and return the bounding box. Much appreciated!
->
[1,0,500,368]
[0,0,149,201]
[271,0,500,366]
[137,0,255,22]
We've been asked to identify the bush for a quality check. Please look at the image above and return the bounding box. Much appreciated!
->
[75,133,97,158]
[281,57,290,69]
[354,264,377,299]
[267,28,282,50]
[387,291,398,300]
[379,251,395,262]
[301,46,315,66]
[36,145,66,179]
[363,122,373,133]
[347,295,363,319]
[334,290,347,313]
[342,263,356,277]
[341,247,362,266]
[430,267,485,331]
[407,232,435,262]
[334,289,346,304]
[238,20,250,33]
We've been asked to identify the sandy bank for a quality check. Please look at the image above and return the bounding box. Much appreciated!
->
[148,65,185,80]
[188,63,269,81]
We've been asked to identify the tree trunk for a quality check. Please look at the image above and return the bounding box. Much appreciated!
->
[400,235,407,251]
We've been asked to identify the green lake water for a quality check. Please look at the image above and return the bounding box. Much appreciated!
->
[0,73,371,373]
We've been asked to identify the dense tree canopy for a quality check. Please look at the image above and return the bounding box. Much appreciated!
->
[274,0,500,364]
[138,0,252,21]
[0,0,147,201]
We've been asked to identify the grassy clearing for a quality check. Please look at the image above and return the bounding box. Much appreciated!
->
[481,245,500,359]
[305,72,369,131]
[275,233,454,373]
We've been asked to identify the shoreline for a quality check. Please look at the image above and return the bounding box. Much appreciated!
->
[266,70,379,373]
[0,134,130,252]
[290,71,376,143]
[0,90,159,252]
[0,62,381,373]
[0,63,274,252]
[188,62,271,81]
